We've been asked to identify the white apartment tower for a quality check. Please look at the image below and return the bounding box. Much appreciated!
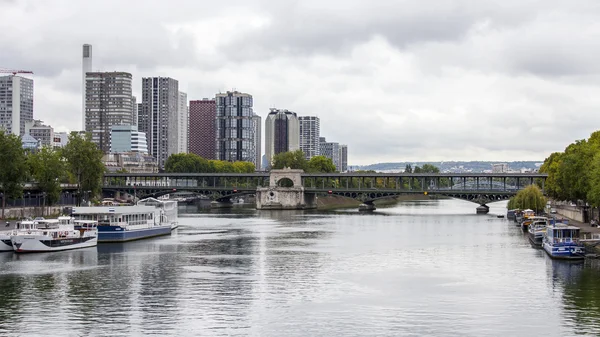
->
[0,75,34,136]
[299,116,320,160]
[140,77,179,168]
[82,44,92,131]
[265,108,299,167]
[177,91,188,153]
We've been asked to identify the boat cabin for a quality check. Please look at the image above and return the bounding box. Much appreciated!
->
[545,224,581,244]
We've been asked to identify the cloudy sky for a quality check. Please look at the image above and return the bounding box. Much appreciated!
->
[1,0,599,165]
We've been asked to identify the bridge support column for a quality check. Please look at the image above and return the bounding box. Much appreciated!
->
[256,169,316,210]
[476,204,489,214]
[358,201,376,212]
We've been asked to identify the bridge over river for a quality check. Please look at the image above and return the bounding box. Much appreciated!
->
[103,170,547,212]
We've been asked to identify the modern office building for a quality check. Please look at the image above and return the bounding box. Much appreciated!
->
[0,75,34,136]
[299,116,320,160]
[320,137,341,171]
[102,152,158,173]
[340,144,348,172]
[25,119,53,147]
[252,113,262,171]
[85,72,133,153]
[110,125,148,154]
[139,77,179,168]
[215,91,255,163]
[264,108,299,167]
[189,99,216,159]
[82,44,92,131]
[177,91,188,154]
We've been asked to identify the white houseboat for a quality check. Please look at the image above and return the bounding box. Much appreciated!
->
[11,217,98,253]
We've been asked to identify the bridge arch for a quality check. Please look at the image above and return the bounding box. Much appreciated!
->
[276,178,294,187]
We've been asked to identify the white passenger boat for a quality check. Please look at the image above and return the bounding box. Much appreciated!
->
[11,217,98,253]
[72,199,177,242]
[0,229,14,252]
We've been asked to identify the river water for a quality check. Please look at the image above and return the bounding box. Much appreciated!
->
[1,199,600,336]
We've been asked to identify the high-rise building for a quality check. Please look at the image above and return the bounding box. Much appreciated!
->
[189,99,216,159]
[110,125,148,154]
[0,75,34,136]
[265,108,299,167]
[252,113,262,171]
[82,44,92,131]
[340,144,348,172]
[132,96,137,127]
[299,116,320,160]
[139,77,179,168]
[320,137,341,171]
[85,72,133,153]
[215,91,255,163]
[177,91,188,154]
[25,119,53,147]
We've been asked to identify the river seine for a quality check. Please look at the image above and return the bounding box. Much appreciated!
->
[1,199,600,336]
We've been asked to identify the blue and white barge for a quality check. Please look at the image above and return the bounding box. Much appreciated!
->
[72,200,177,243]
[542,224,585,260]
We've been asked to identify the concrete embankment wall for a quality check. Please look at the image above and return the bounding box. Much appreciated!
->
[1,206,68,219]
[555,205,585,223]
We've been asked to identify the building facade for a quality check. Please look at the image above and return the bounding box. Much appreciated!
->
[252,113,262,171]
[53,132,69,148]
[264,108,299,167]
[340,144,348,172]
[82,44,92,131]
[0,75,34,136]
[177,91,188,154]
[85,72,133,153]
[215,91,255,163]
[110,125,148,154]
[102,152,158,173]
[25,119,53,147]
[299,116,320,160]
[189,99,216,159]
[320,137,341,171]
[139,77,179,168]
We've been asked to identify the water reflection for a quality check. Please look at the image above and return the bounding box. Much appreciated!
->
[1,199,600,336]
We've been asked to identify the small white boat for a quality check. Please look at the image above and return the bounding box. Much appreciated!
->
[11,217,98,253]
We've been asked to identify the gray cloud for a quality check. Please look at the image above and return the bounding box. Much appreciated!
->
[1,0,600,164]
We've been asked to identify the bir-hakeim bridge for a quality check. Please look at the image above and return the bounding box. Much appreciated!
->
[103,169,548,213]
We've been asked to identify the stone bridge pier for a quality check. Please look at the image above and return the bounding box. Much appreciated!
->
[256,168,317,210]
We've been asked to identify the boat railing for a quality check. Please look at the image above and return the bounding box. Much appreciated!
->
[551,237,580,244]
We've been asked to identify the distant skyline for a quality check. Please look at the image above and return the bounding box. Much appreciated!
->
[1,0,599,165]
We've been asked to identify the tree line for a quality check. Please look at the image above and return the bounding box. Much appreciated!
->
[539,130,600,207]
[0,131,104,218]
[164,153,255,173]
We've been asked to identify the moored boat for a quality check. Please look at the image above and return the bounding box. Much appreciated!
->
[0,229,14,251]
[520,209,536,231]
[72,199,177,242]
[527,217,548,247]
[542,224,585,260]
[11,218,98,253]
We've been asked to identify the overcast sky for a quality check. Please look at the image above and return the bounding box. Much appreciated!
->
[1,0,599,165]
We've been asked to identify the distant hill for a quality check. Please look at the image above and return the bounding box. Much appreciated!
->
[349,161,543,173]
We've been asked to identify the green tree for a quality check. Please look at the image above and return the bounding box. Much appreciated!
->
[165,153,210,173]
[510,185,547,212]
[0,132,28,218]
[539,152,564,199]
[62,132,104,206]
[28,146,65,216]
[404,165,412,173]
[307,156,336,173]
[271,150,308,170]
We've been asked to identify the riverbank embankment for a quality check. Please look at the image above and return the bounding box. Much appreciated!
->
[552,205,600,254]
